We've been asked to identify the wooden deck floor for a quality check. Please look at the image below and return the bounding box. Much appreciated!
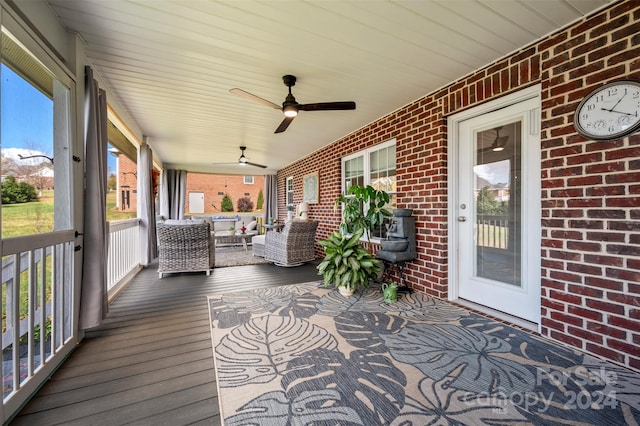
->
[10,261,321,425]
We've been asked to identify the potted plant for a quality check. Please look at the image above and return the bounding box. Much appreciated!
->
[317,229,381,296]
[317,184,392,296]
[335,184,392,242]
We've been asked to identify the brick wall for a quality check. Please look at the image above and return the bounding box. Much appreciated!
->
[278,1,640,370]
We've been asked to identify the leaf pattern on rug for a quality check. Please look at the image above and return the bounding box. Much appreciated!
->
[583,355,640,411]
[282,348,407,425]
[335,310,409,353]
[316,287,387,317]
[393,375,529,425]
[383,323,535,394]
[384,292,471,323]
[208,284,640,425]
[210,282,323,328]
[225,390,364,426]
[216,315,338,387]
[461,315,587,368]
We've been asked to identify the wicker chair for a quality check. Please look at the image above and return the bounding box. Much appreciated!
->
[157,222,215,278]
[264,220,318,267]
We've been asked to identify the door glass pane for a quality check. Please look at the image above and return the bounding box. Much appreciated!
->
[474,122,521,286]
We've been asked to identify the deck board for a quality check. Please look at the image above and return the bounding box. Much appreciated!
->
[10,261,321,425]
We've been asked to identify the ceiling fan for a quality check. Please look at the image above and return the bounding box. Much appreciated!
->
[230,75,356,133]
[212,146,267,169]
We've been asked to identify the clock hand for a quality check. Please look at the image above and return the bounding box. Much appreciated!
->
[603,92,627,112]
[600,108,636,117]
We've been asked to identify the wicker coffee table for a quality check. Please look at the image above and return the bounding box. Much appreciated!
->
[214,231,252,251]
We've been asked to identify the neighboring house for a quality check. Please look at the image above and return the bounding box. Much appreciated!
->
[186,172,264,214]
[113,154,264,213]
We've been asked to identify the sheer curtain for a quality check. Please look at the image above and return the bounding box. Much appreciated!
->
[79,66,108,329]
[264,175,278,223]
[138,141,157,266]
[161,169,187,219]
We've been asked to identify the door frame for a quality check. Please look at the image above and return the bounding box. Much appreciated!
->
[447,85,542,331]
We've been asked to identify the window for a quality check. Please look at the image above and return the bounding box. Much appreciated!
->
[341,140,396,239]
[286,176,294,210]
[243,176,254,184]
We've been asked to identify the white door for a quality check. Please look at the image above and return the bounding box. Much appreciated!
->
[189,192,205,214]
[454,96,541,324]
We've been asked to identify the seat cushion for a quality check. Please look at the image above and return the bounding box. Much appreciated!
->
[252,234,265,257]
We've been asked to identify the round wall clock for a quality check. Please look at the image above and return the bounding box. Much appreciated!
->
[574,80,640,140]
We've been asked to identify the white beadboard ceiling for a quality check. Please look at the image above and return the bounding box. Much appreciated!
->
[46,0,613,175]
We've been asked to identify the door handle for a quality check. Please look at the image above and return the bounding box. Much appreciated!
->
[458,216,467,222]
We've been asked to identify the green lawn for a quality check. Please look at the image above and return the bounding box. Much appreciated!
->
[2,190,136,238]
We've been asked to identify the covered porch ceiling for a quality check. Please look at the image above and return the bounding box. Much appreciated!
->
[47,0,613,175]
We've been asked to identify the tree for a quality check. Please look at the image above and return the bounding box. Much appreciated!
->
[221,193,234,212]
[256,189,264,210]
[107,174,117,191]
[476,186,500,214]
[237,197,254,212]
[1,175,39,204]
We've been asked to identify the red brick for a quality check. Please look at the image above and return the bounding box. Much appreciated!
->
[585,299,626,315]
[567,305,603,322]
[585,343,626,364]
[567,326,603,344]
[586,321,627,340]
[607,338,640,357]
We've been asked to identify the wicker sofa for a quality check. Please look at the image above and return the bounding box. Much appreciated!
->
[264,220,318,267]
[157,221,215,278]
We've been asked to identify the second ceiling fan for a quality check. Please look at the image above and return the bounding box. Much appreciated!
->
[230,75,356,133]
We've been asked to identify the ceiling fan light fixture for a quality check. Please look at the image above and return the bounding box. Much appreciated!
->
[283,104,298,117]
[490,127,508,152]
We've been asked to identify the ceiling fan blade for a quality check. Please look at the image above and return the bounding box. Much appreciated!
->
[299,101,356,111]
[275,116,295,133]
[245,161,267,169]
[229,88,281,110]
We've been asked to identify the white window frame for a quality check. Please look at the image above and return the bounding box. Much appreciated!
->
[243,176,254,184]
[286,176,294,210]
[341,139,397,242]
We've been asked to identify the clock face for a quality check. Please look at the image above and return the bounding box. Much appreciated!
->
[574,80,640,140]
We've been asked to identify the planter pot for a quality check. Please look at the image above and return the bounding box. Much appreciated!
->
[338,285,355,297]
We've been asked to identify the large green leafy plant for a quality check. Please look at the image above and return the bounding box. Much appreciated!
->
[336,184,391,241]
[317,229,381,292]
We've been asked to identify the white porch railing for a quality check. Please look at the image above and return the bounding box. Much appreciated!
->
[1,219,144,417]
[107,218,142,292]
[1,230,76,414]
[476,215,509,249]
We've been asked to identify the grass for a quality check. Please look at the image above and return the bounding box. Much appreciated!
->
[1,192,55,238]
[2,190,136,238]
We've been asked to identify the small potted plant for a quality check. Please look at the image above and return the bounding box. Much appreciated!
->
[317,229,381,296]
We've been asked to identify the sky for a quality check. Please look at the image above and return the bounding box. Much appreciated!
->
[1,64,116,173]
[474,159,510,185]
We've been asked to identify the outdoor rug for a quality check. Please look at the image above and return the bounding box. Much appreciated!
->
[208,281,640,425]
[216,246,270,268]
